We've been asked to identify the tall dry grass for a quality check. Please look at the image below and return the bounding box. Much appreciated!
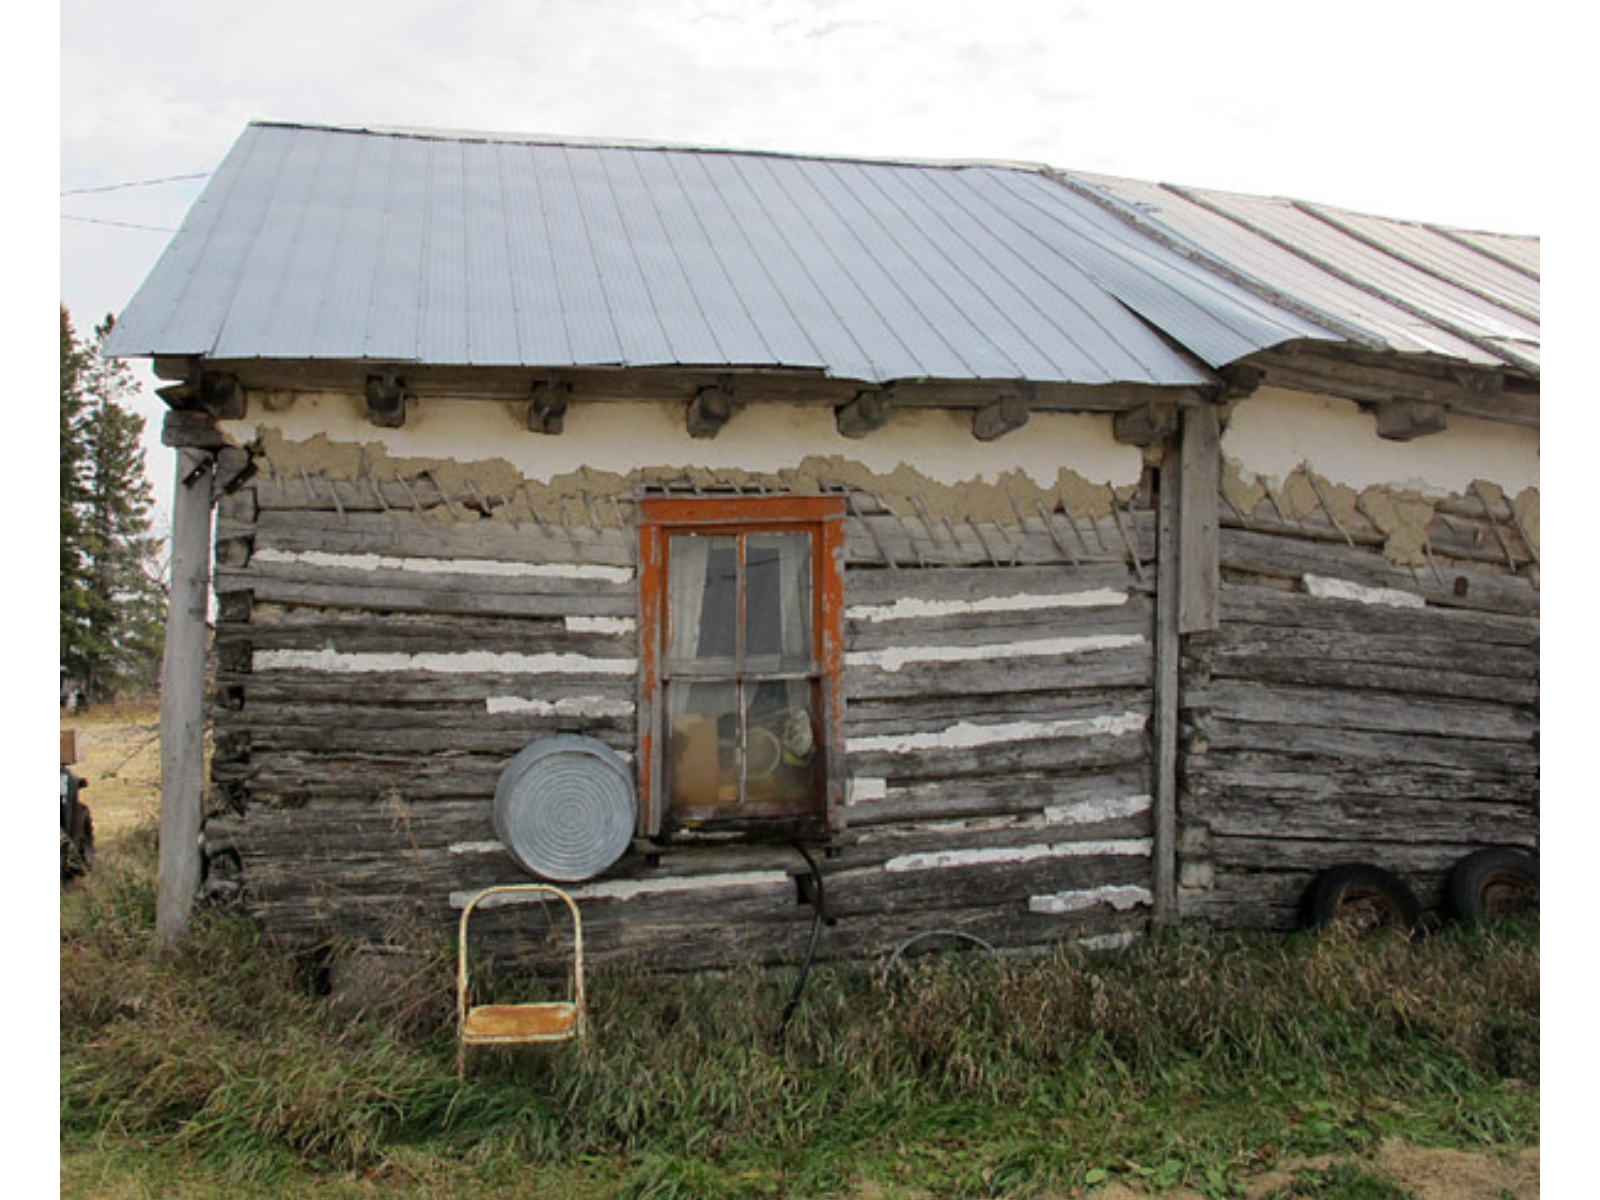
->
[62,824,1538,1191]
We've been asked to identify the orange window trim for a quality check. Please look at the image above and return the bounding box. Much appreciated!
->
[637,495,847,835]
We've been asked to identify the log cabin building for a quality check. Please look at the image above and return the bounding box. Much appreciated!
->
[104,122,1538,968]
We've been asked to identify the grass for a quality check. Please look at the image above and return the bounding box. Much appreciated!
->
[61,822,1538,1199]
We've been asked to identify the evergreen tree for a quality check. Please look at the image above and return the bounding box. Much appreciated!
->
[61,306,94,689]
[60,308,165,700]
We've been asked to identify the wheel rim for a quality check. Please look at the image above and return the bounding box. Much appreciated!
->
[1331,886,1400,935]
[1478,868,1537,915]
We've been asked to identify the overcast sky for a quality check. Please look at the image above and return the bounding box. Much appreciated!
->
[56,0,1557,523]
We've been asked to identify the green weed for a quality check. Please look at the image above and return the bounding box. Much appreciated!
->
[62,824,1537,1197]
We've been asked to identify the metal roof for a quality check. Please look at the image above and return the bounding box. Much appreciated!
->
[103,122,1334,386]
[1061,171,1539,376]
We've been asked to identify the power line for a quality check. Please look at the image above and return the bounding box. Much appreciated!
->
[61,214,178,233]
[59,171,211,197]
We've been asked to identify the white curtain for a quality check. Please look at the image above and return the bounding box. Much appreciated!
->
[666,536,711,724]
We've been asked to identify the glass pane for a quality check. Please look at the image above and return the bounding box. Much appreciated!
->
[666,680,739,808]
[744,532,812,674]
[668,534,737,671]
[743,679,819,807]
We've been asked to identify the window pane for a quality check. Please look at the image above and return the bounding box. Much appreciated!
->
[745,532,812,673]
[668,535,737,670]
[666,680,739,808]
[744,679,819,807]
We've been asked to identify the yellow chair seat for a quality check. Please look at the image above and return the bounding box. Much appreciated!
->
[457,884,587,1077]
[461,1001,580,1043]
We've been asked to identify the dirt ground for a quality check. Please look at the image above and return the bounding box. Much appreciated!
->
[1089,1141,1539,1200]
[59,701,1538,1199]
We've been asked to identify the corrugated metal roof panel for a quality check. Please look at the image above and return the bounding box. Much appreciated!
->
[108,122,1346,385]
[1299,204,1538,321]
[1449,229,1539,276]
[988,170,1333,368]
[1195,191,1537,345]
[1065,171,1538,374]
[111,122,1535,386]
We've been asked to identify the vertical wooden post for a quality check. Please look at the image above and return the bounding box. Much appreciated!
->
[1154,401,1224,927]
[1178,404,1221,634]
[1152,450,1181,926]
[157,447,215,948]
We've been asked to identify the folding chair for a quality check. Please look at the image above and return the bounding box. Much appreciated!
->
[456,884,585,1078]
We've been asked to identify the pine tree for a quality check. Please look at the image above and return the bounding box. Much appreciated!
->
[61,306,94,691]
[60,308,165,701]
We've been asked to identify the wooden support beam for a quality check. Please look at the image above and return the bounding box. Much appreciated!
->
[204,374,246,419]
[835,389,894,439]
[161,408,228,449]
[687,376,734,438]
[365,371,410,428]
[1112,401,1178,447]
[1177,404,1220,634]
[1220,364,1263,399]
[157,447,216,948]
[1373,399,1448,441]
[156,369,244,419]
[972,393,1029,442]
[527,374,572,434]
[1153,454,1181,926]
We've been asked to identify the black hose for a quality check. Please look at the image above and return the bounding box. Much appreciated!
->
[774,840,825,1052]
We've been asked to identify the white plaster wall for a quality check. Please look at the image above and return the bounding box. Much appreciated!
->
[1222,388,1539,495]
[226,394,1144,489]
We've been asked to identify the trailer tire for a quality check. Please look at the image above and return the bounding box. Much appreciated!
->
[1447,849,1537,924]
[61,807,93,882]
[1302,864,1420,935]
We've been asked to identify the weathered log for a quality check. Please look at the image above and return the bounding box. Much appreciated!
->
[1199,718,1537,774]
[845,687,1152,736]
[846,765,1151,826]
[232,613,633,659]
[847,724,1149,784]
[1221,528,1538,616]
[1186,787,1534,845]
[1217,583,1538,644]
[216,572,637,620]
[1185,751,1537,808]
[843,560,1137,606]
[846,602,1150,652]
[845,643,1153,701]
[1193,680,1536,742]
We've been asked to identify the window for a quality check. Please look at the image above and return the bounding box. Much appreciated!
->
[638,496,845,835]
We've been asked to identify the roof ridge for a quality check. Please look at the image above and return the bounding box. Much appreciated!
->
[247,119,1055,176]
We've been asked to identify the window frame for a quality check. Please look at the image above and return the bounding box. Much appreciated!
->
[637,495,847,838]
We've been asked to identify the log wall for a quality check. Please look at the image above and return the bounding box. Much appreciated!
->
[199,396,1540,965]
[206,459,1159,970]
[1177,482,1539,929]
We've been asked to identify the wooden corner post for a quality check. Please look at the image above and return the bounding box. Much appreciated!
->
[1177,403,1221,635]
[1153,454,1180,926]
[1153,401,1223,926]
[157,446,216,948]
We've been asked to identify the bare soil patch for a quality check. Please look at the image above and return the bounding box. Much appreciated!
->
[1084,1140,1537,1199]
